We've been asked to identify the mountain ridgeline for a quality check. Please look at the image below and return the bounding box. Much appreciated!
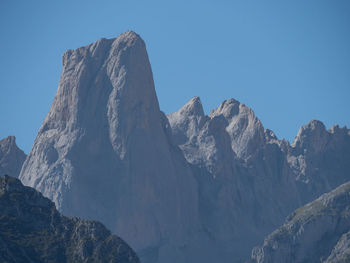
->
[13,31,350,263]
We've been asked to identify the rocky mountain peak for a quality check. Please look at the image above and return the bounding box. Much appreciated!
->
[179,96,205,117]
[210,99,265,159]
[209,98,240,119]
[292,120,328,153]
[20,31,199,263]
[0,136,26,178]
[167,96,207,145]
[43,29,158,141]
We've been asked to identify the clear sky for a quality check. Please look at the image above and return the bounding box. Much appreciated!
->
[1,0,349,153]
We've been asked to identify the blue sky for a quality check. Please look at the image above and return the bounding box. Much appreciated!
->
[1,0,349,153]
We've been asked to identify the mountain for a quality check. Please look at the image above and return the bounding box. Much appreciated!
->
[19,31,200,263]
[19,31,350,263]
[0,175,139,263]
[249,181,350,263]
[0,136,26,178]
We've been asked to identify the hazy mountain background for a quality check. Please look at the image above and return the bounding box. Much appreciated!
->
[1,0,349,153]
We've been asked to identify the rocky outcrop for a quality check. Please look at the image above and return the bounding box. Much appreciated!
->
[250,181,350,263]
[0,175,139,263]
[19,31,200,263]
[0,136,26,178]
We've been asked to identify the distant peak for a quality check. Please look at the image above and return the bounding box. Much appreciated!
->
[295,120,326,138]
[292,119,328,149]
[219,98,240,110]
[178,96,204,117]
[306,120,326,130]
[210,98,241,119]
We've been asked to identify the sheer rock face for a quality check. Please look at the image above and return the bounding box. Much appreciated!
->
[0,175,139,263]
[0,136,26,178]
[250,181,350,263]
[19,31,199,263]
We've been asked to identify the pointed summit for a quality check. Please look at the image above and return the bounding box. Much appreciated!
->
[179,96,205,117]
[168,97,207,145]
[210,98,265,159]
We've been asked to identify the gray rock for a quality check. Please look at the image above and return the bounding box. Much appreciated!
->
[250,181,350,263]
[0,136,26,177]
[19,31,200,263]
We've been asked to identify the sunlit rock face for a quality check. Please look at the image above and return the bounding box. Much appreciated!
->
[19,31,200,263]
[0,136,26,178]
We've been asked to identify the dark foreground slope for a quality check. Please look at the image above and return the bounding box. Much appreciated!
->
[0,175,139,263]
[249,181,350,263]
